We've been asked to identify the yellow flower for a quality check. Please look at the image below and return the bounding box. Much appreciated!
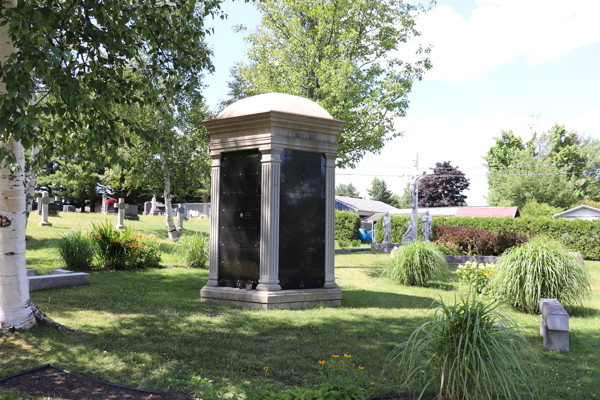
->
[340,360,344,364]
[318,360,326,365]
[332,354,339,358]
[358,366,364,370]
[263,366,269,371]
[343,353,352,358]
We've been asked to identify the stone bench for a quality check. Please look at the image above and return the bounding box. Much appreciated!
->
[540,298,569,351]
[28,269,90,292]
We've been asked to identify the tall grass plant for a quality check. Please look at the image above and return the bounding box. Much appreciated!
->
[385,293,538,400]
[383,241,447,286]
[489,236,591,313]
[56,230,97,271]
[176,232,209,268]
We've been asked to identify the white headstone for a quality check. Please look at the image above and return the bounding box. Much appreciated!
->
[150,195,157,215]
[176,204,185,231]
[115,198,128,229]
[38,191,55,226]
[102,193,108,214]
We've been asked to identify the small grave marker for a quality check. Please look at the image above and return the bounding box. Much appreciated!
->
[38,191,55,227]
[540,298,569,351]
[115,198,128,229]
[176,204,185,231]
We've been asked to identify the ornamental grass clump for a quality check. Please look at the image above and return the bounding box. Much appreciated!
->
[489,236,591,314]
[384,241,447,286]
[385,293,538,400]
[56,230,97,271]
[176,233,209,268]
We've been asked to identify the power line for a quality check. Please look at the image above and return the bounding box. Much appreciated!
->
[336,171,594,178]
[346,160,600,171]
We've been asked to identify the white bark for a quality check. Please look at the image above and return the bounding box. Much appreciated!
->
[161,154,179,242]
[0,141,36,330]
[0,0,36,330]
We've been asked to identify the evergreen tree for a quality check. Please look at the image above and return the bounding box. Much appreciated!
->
[336,183,360,198]
[367,178,394,205]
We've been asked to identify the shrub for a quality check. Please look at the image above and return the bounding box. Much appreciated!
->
[92,221,161,270]
[351,239,361,248]
[177,233,209,268]
[337,239,350,248]
[336,210,361,241]
[385,293,538,400]
[433,226,526,256]
[456,262,496,295]
[56,230,97,271]
[570,199,600,209]
[383,241,447,286]
[520,199,562,218]
[490,236,591,313]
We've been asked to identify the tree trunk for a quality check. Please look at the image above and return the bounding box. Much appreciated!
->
[0,0,36,331]
[161,154,179,242]
[24,146,39,232]
[0,140,36,330]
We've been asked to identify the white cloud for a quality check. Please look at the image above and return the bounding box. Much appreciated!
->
[402,0,600,83]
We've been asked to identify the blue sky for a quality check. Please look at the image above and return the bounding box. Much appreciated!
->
[203,0,600,206]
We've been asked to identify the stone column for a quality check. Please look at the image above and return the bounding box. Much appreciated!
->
[101,193,108,214]
[323,154,338,289]
[39,191,54,227]
[207,154,221,287]
[115,198,128,229]
[256,148,282,291]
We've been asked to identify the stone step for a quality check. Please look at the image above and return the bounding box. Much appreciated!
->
[28,272,89,292]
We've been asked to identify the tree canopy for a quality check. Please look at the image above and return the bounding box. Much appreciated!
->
[418,161,470,207]
[336,183,360,198]
[226,0,432,168]
[367,177,394,205]
[485,124,595,208]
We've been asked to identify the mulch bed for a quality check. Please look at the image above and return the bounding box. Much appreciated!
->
[0,365,437,400]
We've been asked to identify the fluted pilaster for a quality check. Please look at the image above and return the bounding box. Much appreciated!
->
[207,155,221,287]
[257,148,282,291]
[324,154,338,289]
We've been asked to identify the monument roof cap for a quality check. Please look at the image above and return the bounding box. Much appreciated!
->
[216,93,333,120]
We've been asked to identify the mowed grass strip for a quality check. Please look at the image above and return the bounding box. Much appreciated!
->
[0,214,598,399]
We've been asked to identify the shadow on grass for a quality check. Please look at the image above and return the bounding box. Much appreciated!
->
[342,289,438,310]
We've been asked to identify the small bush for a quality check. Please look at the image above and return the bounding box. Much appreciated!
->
[92,221,160,270]
[457,262,496,295]
[336,210,361,241]
[177,233,209,268]
[385,293,538,400]
[383,241,447,286]
[490,236,591,313]
[56,230,97,271]
[338,239,350,248]
[433,226,526,256]
[351,239,361,248]
[521,199,562,218]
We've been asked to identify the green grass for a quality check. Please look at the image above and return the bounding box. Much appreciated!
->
[1,214,599,399]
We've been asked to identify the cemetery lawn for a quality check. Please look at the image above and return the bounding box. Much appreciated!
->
[0,214,598,399]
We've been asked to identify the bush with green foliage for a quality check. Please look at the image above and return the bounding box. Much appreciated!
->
[457,262,497,295]
[337,239,350,249]
[92,222,160,270]
[490,236,591,313]
[383,242,447,286]
[56,230,97,271]
[176,233,209,268]
[351,239,361,248]
[336,210,361,241]
[379,215,600,260]
[570,199,600,209]
[520,199,562,218]
[385,293,538,400]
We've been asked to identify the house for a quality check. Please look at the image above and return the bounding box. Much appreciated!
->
[553,205,600,220]
[389,206,520,218]
[335,196,401,217]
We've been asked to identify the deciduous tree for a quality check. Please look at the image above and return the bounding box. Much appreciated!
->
[227,0,432,168]
[336,183,360,198]
[418,161,469,207]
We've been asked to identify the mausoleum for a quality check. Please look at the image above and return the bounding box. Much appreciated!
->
[200,93,344,309]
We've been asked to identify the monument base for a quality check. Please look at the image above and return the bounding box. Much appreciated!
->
[200,286,342,310]
[116,224,125,229]
[371,243,397,252]
[39,221,52,227]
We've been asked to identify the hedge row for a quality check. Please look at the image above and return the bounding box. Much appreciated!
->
[377,215,600,260]
[335,210,361,241]
[433,226,527,256]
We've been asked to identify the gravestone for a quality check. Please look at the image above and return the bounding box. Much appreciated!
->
[63,205,75,212]
[540,298,569,351]
[150,195,157,215]
[176,204,185,230]
[423,211,432,242]
[383,214,392,243]
[38,191,54,226]
[143,201,152,215]
[102,193,108,214]
[200,93,344,309]
[115,198,128,229]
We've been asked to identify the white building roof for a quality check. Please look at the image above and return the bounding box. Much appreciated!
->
[552,205,600,219]
[335,196,401,214]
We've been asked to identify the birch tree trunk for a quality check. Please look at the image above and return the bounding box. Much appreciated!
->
[161,153,179,242]
[24,146,39,232]
[0,0,36,330]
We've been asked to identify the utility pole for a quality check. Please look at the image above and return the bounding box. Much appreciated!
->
[412,153,419,233]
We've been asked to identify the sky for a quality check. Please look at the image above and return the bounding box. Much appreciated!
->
[203,0,600,206]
